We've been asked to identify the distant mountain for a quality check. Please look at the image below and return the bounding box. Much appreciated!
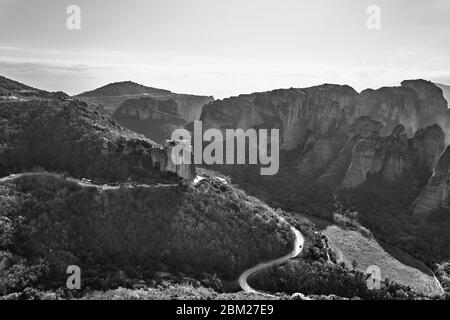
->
[77,81,172,98]
[76,81,214,121]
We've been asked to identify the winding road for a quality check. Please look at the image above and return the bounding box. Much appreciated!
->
[238,226,305,296]
[0,172,179,189]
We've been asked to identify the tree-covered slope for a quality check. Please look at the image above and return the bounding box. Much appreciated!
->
[0,174,292,296]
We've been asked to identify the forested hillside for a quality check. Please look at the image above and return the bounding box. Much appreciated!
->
[0,174,292,297]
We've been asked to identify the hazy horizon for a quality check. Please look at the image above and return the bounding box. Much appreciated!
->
[1,0,449,98]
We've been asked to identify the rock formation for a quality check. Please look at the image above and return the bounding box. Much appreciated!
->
[317,116,384,186]
[401,80,449,128]
[201,84,358,151]
[341,124,444,188]
[412,145,450,215]
[354,86,420,137]
[150,142,196,180]
[199,79,449,190]
[413,124,446,169]
[112,97,187,143]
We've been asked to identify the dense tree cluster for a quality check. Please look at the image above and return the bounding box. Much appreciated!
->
[248,258,419,299]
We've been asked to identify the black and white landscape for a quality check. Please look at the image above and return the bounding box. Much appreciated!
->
[0,0,450,301]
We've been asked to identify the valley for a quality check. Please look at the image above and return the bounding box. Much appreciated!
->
[1,75,450,300]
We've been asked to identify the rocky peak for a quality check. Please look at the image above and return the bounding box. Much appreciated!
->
[401,79,449,138]
[401,79,448,112]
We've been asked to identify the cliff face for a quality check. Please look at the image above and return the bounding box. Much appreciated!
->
[341,124,445,188]
[412,145,450,215]
[201,84,359,151]
[76,81,214,121]
[413,124,446,169]
[317,116,384,185]
[112,97,186,144]
[354,87,420,137]
[200,80,448,188]
[401,80,448,128]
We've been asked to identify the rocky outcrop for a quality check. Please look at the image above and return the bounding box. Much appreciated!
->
[412,145,450,215]
[317,116,384,186]
[341,124,445,188]
[401,80,449,129]
[150,142,196,180]
[340,138,378,188]
[413,124,446,169]
[113,97,186,143]
[354,86,420,137]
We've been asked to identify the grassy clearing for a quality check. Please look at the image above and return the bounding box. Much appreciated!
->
[298,213,442,297]
[323,225,442,296]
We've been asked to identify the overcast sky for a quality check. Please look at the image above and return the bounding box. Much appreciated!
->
[0,0,449,98]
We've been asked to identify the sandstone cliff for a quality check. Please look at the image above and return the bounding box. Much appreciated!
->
[199,80,448,188]
[112,97,186,143]
[401,80,449,128]
[412,145,450,215]
[354,86,420,137]
[201,84,358,151]
[317,116,384,186]
[341,124,445,188]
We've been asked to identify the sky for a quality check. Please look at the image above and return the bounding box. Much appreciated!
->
[0,0,449,98]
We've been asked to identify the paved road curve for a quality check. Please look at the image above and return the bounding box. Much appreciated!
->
[238,226,305,296]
